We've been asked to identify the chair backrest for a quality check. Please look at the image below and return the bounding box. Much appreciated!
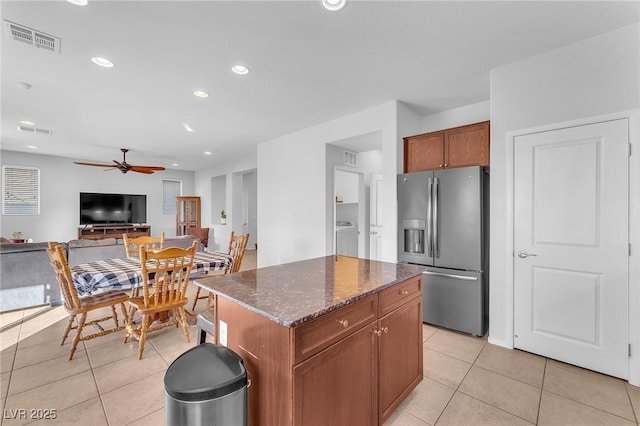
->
[186,227,210,248]
[47,242,82,310]
[123,233,165,258]
[227,232,250,274]
[139,241,197,309]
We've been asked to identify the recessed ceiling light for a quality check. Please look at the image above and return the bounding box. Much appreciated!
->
[26,145,38,149]
[67,0,88,5]
[321,0,346,11]
[172,163,179,167]
[17,82,32,90]
[183,123,194,133]
[231,65,249,75]
[193,90,209,98]
[91,57,114,68]
[204,151,212,156]
[19,120,35,126]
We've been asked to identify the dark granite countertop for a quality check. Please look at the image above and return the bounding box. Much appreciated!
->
[194,255,425,328]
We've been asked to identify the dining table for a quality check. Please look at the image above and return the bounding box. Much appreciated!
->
[71,251,233,296]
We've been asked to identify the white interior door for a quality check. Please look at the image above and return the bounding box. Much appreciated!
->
[369,174,383,261]
[514,119,629,379]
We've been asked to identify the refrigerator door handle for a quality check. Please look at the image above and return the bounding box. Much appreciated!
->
[423,270,478,281]
[427,177,433,257]
[433,177,439,257]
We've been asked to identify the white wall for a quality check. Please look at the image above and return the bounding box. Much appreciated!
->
[258,101,418,268]
[489,24,639,381]
[421,100,490,133]
[0,150,195,241]
[194,154,257,252]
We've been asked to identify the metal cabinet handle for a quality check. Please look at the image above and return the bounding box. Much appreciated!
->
[399,290,409,295]
[338,319,349,328]
[517,251,538,259]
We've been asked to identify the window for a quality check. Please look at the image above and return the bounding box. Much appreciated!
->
[162,179,182,215]
[2,165,40,215]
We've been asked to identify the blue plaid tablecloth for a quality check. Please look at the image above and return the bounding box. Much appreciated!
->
[71,251,233,296]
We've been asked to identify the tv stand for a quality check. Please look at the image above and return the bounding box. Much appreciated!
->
[77,225,151,240]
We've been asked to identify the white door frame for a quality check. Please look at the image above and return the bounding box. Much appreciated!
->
[500,110,639,385]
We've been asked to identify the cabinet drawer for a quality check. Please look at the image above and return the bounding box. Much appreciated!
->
[379,276,422,316]
[294,295,377,364]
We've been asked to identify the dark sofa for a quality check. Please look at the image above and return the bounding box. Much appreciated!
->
[0,235,202,312]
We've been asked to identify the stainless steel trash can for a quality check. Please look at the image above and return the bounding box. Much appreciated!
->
[165,343,247,426]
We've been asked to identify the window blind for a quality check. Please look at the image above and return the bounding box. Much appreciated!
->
[2,165,40,215]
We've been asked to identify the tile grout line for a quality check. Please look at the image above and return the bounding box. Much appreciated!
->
[625,385,639,424]
[434,338,545,426]
[430,329,485,426]
[536,357,548,425]
[0,311,23,426]
[453,390,537,425]
[541,387,638,424]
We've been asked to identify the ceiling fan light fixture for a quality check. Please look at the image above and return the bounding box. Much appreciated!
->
[91,56,114,68]
[232,64,249,75]
[321,0,346,11]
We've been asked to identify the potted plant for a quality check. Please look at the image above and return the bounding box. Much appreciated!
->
[10,231,25,243]
[220,209,227,225]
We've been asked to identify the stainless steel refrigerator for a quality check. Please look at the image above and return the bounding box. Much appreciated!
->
[397,166,489,336]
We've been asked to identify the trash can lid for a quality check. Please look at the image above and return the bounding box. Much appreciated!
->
[164,343,247,401]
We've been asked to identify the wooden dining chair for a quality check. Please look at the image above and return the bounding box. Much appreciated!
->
[191,232,250,311]
[124,241,198,360]
[123,232,165,258]
[46,242,130,360]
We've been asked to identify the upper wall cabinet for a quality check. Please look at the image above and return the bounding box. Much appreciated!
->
[403,121,490,173]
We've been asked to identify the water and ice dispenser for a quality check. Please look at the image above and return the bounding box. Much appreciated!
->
[402,219,426,255]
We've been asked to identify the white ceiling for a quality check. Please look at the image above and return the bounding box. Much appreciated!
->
[1,1,638,171]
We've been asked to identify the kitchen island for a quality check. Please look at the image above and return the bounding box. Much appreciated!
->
[194,255,425,426]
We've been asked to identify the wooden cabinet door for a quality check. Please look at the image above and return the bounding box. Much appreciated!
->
[176,196,201,235]
[378,296,423,423]
[445,122,490,168]
[404,133,444,172]
[294,325,378,426]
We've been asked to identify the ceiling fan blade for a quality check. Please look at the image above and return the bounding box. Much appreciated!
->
[132,165,166,171]
[129,166,155,174]
[74,150,164,175]
[73,161,117,168]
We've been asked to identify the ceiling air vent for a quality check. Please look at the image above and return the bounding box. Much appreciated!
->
[343,150,358,167]
[4,20,60,53]
[17,125,53,136]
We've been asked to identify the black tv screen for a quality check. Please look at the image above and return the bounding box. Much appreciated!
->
[80,192,147,225]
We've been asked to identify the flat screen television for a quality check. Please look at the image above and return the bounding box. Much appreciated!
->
[80,192,147,225]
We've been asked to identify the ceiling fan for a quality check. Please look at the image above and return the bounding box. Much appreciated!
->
[74,148,166,174]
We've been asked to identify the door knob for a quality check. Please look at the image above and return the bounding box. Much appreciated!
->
[517,251,537,259]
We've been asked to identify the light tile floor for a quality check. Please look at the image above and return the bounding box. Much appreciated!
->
[1,249,638,425]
